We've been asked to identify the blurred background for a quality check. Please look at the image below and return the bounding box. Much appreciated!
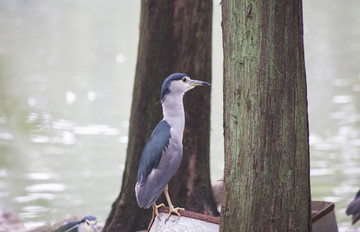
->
[0,0,359,231]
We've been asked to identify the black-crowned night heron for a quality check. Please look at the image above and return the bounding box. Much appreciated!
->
[346,189,360,224]
[54,216,98,232]
[135,73,210,221]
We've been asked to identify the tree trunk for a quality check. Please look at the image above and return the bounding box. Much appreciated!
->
[221,0,311,231]
[103,1,217,231]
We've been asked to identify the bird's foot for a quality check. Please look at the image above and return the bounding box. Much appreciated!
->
[154,203,165,219]
[148,203,166,231]
[165,205,185,221]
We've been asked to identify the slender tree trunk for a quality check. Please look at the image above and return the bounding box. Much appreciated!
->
[103,1,217,231]
[221,0,311,231]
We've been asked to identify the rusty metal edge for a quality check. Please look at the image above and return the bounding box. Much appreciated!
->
[311,201,335,223]
[158,207,220,224]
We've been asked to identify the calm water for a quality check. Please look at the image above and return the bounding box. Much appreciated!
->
[0,0,359,231]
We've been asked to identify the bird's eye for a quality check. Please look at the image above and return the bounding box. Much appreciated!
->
[182,77,187,82]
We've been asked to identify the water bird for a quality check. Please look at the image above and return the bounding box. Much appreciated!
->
[54,215,98,232]
[346,189,360,225]
[135,73,210,221]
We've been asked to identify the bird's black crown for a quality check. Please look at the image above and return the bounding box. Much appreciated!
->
[160,73,188,102]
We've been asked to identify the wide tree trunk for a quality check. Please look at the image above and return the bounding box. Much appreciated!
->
[221,0,311,231]
[103,1,217,231]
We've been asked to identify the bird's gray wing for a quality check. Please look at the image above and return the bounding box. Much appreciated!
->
[137,120,171,185]
[135,120,172,208]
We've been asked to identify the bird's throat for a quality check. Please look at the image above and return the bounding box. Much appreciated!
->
[162,95,185,139]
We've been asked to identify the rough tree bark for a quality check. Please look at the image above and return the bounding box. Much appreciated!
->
[221,0,311,231]
[103,1,218,231]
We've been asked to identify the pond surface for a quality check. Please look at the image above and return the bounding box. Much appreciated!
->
[0,0,359,231]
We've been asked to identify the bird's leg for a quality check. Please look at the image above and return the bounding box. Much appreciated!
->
[163,184,185,221]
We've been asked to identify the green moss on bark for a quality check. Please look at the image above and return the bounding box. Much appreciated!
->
[221,0,311,231]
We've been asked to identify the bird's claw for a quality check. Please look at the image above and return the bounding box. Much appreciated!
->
[165,206,185,221]
[154,203,165,219]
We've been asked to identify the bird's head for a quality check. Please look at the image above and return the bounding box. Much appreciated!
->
[78,216,98,232]
[160,73,210,103]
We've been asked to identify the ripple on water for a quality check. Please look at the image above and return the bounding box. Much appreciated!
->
[332,95,353,104]
[20,206,47,229]
[24,172,52,180]
[0,132,14,140]
[30,135,50,144]
[21,205,48,216]
[51,119,74,130]
[26,183,65,192]
[30,131,75,145]
[23,221,46,230]
[310,168,335,176]
[73,124,119,135]
[26,112,39,123]
[15,193,56,203]
[118,136,128,143]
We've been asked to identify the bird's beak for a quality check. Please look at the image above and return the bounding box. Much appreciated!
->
[188,79,211,86]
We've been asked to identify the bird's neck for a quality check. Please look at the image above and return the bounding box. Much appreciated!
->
[162,93,185,139]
